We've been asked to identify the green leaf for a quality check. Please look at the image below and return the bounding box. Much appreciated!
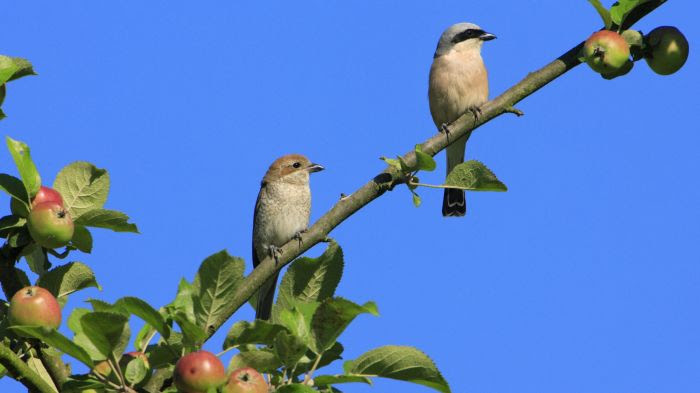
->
[223,320,288,349]
[26,356,59,392]
[412,192,421,207]
[115,296,170,340]
[146,332,182,369]
[70,225,93,253]
[275,384,317,393]
[7,227,31,248]
[610,0,648,26]
[0,173,29,204]
[278,301,320,346]
[166,278,196,323]
[37,262,101,299]
[344,345,450,393]
[0,84,5,106]
[0,56,36,84]
[0,108,5,120]
[67,308,90,335]
[123,355,149,386]
[59,377,106,392]
[192,250,245,332]
[414,145,436,172]
[587,0,613,29]
[444,160,507,191]
[273,330,308,367]
[0,215,25,231]
[74,208,139,233]
[53,161,110,220]
[79,311,130,360]
[14,267,30,288]
[5,137,41,197]
[274,241,344,322]
[315,374,372,386]
[293,342,344,377]
[172,312,206,347]
[310,298,378,354]
[381,157,401,170]
[22,243,48,276]
[228,349,281,373]
[9,326,93,367]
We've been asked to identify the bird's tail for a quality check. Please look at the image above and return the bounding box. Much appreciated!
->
[255,272,279,320]
[442,132,470,217]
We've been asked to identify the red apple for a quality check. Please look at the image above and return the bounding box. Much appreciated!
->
[27,202,74,248]
[31,186,64,208]
[8,286,61,329]
[583,30,631,73]
[645,26,689,75]
[223,368,268,393]
[173,350,226,393]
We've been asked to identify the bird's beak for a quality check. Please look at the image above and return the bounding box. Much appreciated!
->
[479,31,497,41]
[307,163,324,173]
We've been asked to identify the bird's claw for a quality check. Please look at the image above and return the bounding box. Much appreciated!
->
[440,123,451,143]
[293,230,307,248]
[267,245,282,265]
[468,106,482,121]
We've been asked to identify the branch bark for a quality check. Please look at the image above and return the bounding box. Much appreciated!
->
[204,0,667,341]
[0,342,56,393]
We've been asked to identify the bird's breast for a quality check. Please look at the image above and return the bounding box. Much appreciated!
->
[253,182,311,256]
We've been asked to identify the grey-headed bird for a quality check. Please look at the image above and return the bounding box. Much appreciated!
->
[429,23,496,216]
[252,154,324,320]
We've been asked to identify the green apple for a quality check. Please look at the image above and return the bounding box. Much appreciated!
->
[8,286,61,329]
[223,368,268,393]
[173,350,226,393]
[27,202,74,248]
[583,30,631,73]
[645,26,689,75]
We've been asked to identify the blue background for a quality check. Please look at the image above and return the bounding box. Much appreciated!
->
[1,1,698,392]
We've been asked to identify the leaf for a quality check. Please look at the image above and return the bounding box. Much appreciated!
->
[67,308,90,334]
[381,157,401,170]
[9,326,93,367]
[74,209,139,233]
[22,243,48,276]
[115,296,171,340]
[273,330,308,367]
[53,161,110,220]
[0,173,29,204]
[293,342,344,377]
[6,136,41,197]
[587,0,613,29]
[192,250,245,332]
[412,192,421,207]
[314,374,372,386]
[223,320,288,349]
[444,160,507,191]
[26,356,59,392]
[166,278,196,323]
[276,384,317,393]
[79,311,130,360]
[37,262,101,299]
[344,345,450,393]
[610,0,648,26]
[0,56,35,84]
[146,332,182,369]
[7,227,31,248]
[310,298,378,354]
[228,349,281,373]
[59,377,106,392]
[274,241,344,321]
[70,225,93,253]
[414,145,436,172]
[172,312,206,347]
[14,268,30,288]
[277,302,320,346]
[0,215,25,232]
[123,355,149,386]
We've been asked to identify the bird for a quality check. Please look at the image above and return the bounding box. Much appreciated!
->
[428,22,496,216]
[252,154,324,320]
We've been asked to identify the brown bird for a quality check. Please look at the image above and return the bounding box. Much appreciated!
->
[252,154,324,320]
[429,22,496,216]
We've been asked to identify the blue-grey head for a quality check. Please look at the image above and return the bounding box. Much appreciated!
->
[434,22,496,57]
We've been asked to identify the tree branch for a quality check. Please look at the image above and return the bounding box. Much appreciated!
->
[0,342,56,393]
[203,0,667,340]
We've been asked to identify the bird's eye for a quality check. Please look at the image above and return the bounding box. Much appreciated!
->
[292,162,301,168]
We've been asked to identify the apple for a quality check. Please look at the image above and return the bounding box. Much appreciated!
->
[93,360,113,378]
[8,286,61,329]
[223,368,268,393]
[583,30,631,73]
[27,202,74,248]
[31,186,64,208]
[645,26,689,75]
[173,350,226,393]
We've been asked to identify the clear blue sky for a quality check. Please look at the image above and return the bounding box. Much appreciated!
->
[2,1,698,392]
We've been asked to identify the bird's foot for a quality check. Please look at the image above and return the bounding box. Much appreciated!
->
[468,106,482,122]
[440,123,451,144]
[267,245,282,265]
[293,229,308,248]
